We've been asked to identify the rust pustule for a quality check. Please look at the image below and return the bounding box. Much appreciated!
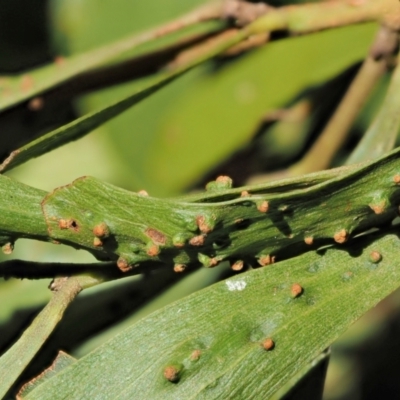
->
[304,236,314,245]
[138,190,149,196]
[196,215,213,234]
[146,243,160,257]
[231,260,244,271]
[258,254,275,266]
[198,253,220,268]
[262,338,275,351]
[28,97,44,111]
[58,218,79,231]
[369,251,382,263]
[174,264,186,273]
[393,175,400,184]
[145,228,166,245]
[291,283,303,298]
[370,202,386,215]
[206,175,233,191]
[189,235,205,246]
[93,237,103,247]
[58,219,68,229]
[190,350,202,361]
[209,258,219,267]
[216,175,232,185]
[21,74,34,92]
[240,190,250,197]
[334,229,349,244]
[117,258,131,273]
[163,365,181,383]
[257,200,269,213]
[93,222,109,238]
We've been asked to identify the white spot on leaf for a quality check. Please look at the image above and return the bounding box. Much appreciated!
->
[226,279,247,291]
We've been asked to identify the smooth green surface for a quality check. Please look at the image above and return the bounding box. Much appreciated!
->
[347,60,400,164]
[0,175,47,244]
[24,230,400,399]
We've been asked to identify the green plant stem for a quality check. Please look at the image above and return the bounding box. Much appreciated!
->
[0,276,97,399]
[347,54,400,164]
[290,24,396,175]
[1,146,400,277]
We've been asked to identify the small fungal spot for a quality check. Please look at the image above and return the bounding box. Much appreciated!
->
[21,75,34,92]
[196,215,214,234]
[304,236,314,245]
[163,365,181,383]
[145,228,166,245]
[240,190,250,197]
[257,201,269,213]
[146,243,160,257]
[138,190,149,196]
[394,175,400,184]
[58,219,68,229]
[173,233,187,247]
[334,229,348,244]
[27,97,44,111]
[93,222,109,238]
[291,283,303,298]
[189,235,205,246]
[2,242,13,255]
[58,218,79,231]
[206,175,233,191]
[54,56,65,66]
[262,338,275,351]
[369,251,382,263]
[93,237,103,247]
[117,257,131,273]
[370,202,386,215]
[198,253,219,268]
[231,260,244,271]
[216,175,233,185]
[174,264,186,273]
[258,254,275,266]
[190,350,202,361]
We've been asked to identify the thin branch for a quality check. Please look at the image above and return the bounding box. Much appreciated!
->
[347,40,400,164]
[290,23,398,175]
[0,276,88,398]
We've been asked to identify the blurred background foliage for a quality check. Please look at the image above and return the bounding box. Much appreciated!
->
[1,0,400,398]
